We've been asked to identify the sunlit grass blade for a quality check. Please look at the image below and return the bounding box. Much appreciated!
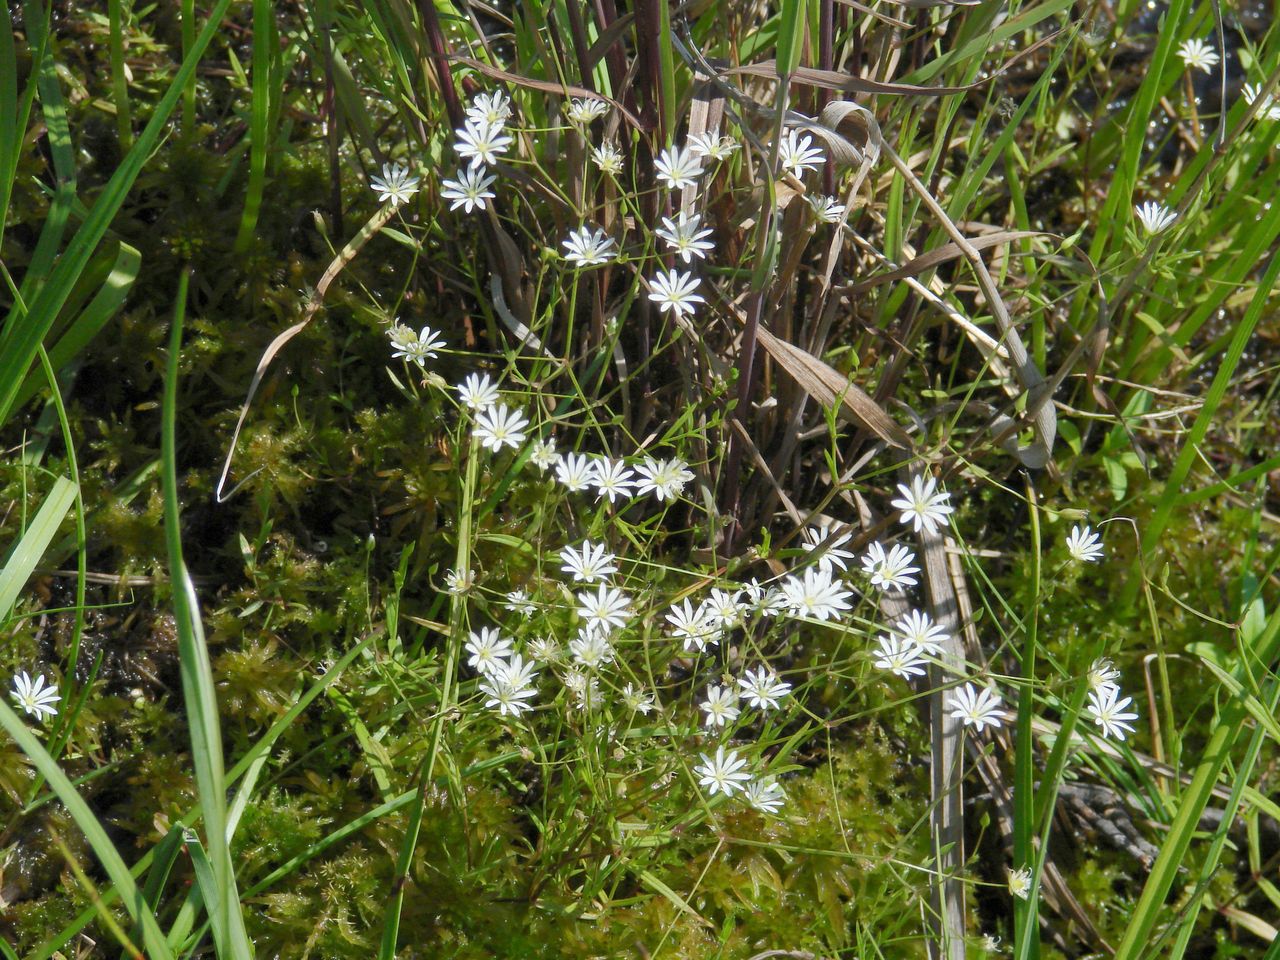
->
[0,475,76,621]
[162,271,253,960]
[232,0,274,253]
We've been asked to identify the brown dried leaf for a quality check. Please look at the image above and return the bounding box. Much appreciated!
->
[755,326,912,450]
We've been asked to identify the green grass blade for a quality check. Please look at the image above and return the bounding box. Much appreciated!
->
[162,271,253,960]
[108,0,132,149]
[0,475,76,621]
[232,0,273,253]
[0,0,236,430]
[0,702,175,960]
[1112,610,1280,959]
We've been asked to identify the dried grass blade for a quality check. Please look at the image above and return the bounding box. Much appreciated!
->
[756,325,912,450]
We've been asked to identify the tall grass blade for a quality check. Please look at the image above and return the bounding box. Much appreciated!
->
[162,270,253,960]
[0,475,76,621]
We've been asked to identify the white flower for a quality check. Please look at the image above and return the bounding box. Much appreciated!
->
[555,452,595,492]
[873,634,927,679]
[466,91,512,127]
[559,540,618,583]
[473,404,530,451]
[778,129,824,178]
[504,589,537,616]
[591,142,624,175]
[1134,200,1176,236]
[981,934,1002,953]
[566,97,609,124]
[700,684,741,728]
[444,567,474,594]
[1178,38,1220,74]
[562,226,616,266]
[800,519,856,573]
[526,636,561,663]
[633,457,694,502]
[862,541,919,590]
[621,682,655,715]
[665,599,719,652]
[737,667,791,710]
[480,653,538,716]
[744,776,786,814]
[576,584,631,633]
[947,682,1005,732]
[688,133,739,161]
[457,372,499,411]
[454,119,513,169]
[807,195,846,223]
[703,588,745,629]
[11,671,60,720]
[654,143,704,189]
[655,212,715,263]
[743,578,787,616]
[894,609,949,656]
[647,269,705,318]
[1087,657,1120,693]
[562,667,601,710]
[529,436,558,471]
[388,324,446,365]
[569,628,615,670]
[465,627,514,675]
[1242,83,1280,121]
[441,166,497,213]
[1065,523,1104,563]
[1085,685,1139,740]
[589,457,637,504]
[1008,867,1033,901]
[369,163,420,206]
[778,568,853,621]
[695,746,752,797]
[890,474,955,536]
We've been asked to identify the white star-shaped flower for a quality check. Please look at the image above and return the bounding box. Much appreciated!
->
[778,129,824,178]
[554,452,595,492]
[466,91,512,127]
[946,682,1005,732]
[387,324,446,366]
[694,746,752,797]
[737,667,791,710]
[569,629,615,670]
[700,684,741,728]
[454,119,513,168]
[647,269,705,318]
[591,142,624,175]
[465,627,514,675]
[744,776,786,814]
[807,195,846,223]
[566,97,609,124]
[457,372,499,411]
[861,541,919,591]
[1178,38,1219,74]
[778,568,853,622]
[654,143,704,189]
[1134,200,1176,236]
[890,474,955,536]
[576,584,631,633]
[894,609,949,656]
[562,226,616,266]
[369,163,420,206]
[479,654,538,717]
[1065,524,1104,563]
[589,457,637,504]
[665,598,719,652]
[10,671,60,720]
[688,133,739,161]
[1085,685,1139,740]
[529,436,557,471]
[800,519,857,573]
[655,212,715,263]
[441,166,497,213]
[633,457,694,502]
[473,404,530,451]
[872,634,927,679]
[559,540,618,583]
